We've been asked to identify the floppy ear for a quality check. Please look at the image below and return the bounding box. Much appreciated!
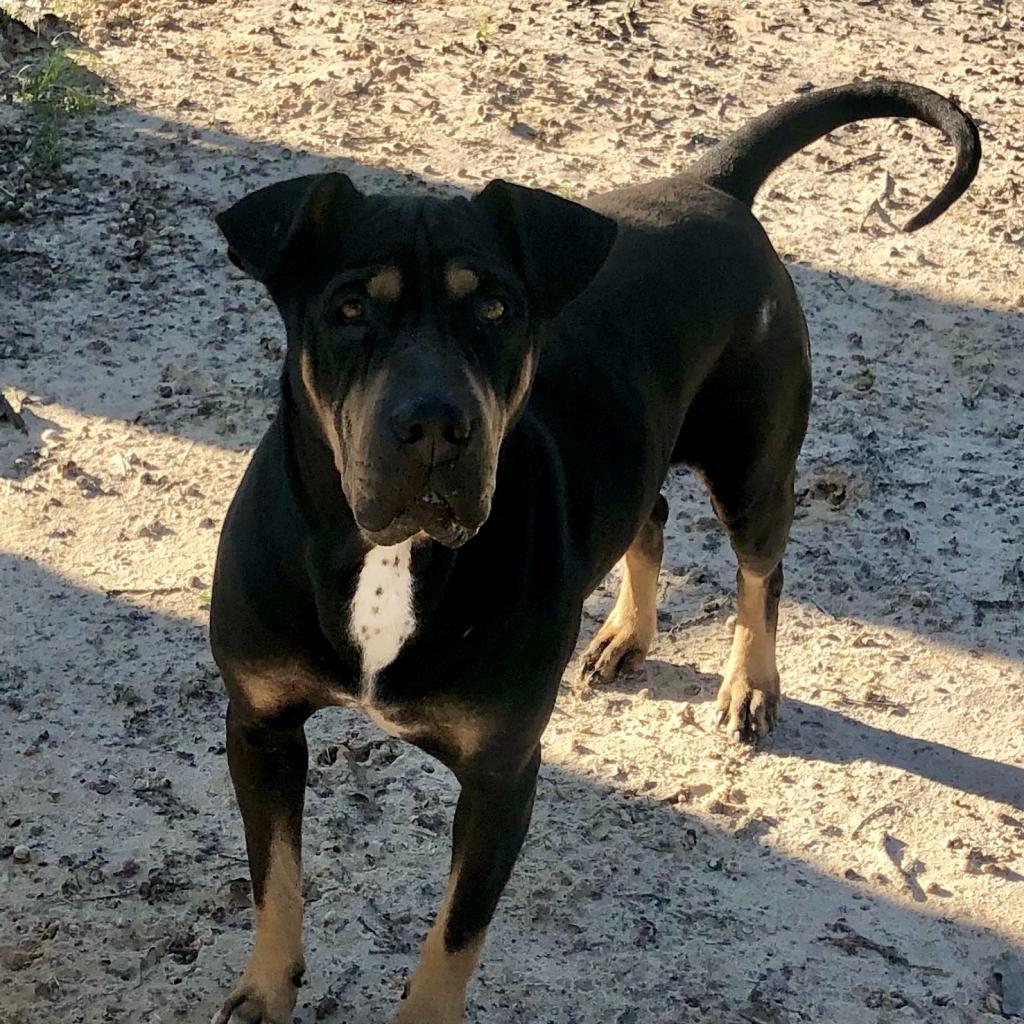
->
[472,179,618,319]
[215,172,361,285]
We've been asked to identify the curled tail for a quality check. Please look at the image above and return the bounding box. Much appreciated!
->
[691,79,980,231]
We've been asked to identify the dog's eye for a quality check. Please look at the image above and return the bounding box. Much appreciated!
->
[476,297,505,324]
[335,298,364,323]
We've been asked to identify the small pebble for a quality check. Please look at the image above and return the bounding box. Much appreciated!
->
[12,845,32,863]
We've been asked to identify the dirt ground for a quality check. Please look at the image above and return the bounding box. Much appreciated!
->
[1,1,1022,1022]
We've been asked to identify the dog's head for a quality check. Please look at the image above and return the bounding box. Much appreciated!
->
[216,173,617,548]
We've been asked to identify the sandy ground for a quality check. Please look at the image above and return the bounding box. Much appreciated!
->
[1,1,1023,1022]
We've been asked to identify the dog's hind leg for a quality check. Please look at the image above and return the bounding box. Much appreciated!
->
[579,493,669,687]
[688,431,800,743]
[689,412,804,741]
[680,305,809,742]
[717,555,786,742]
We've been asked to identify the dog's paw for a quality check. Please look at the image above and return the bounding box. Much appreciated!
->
[715,673,779,743]
[211,988,292,1024]
[211,967,302,1024]
[393,1002,464,1024]
[578,621,650,687]
[393,988,465,1024]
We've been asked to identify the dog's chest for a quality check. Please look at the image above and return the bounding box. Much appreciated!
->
[341,541,487,760]
[347,539,418,696]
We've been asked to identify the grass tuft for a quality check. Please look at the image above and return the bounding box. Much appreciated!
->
[474,11,495,43]
[16,45,101,170]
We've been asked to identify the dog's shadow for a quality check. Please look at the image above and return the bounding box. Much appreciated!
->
[584,653,1024,814]
[3,525,1023,1024]
[575,656,720,704]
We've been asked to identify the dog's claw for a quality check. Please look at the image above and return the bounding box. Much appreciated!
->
[210,998,238,1024]
[716,675,780,744]
[211,991,249,1024]
[213,973,300,1024]
[578,630,648,687]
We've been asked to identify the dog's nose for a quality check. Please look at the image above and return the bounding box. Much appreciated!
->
[390,398,472,465]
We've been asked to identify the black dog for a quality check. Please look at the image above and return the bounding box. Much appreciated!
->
[209,80,978,1024]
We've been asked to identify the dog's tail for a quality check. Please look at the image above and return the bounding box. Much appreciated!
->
[691,79,980,231]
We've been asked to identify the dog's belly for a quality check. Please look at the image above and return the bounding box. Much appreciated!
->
[347,538,418,693]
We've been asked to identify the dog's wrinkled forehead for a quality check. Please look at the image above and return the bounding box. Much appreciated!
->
[314,193,516,295]
[217,172,619,321]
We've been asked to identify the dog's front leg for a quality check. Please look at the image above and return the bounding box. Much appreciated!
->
[214,701,309,1024]
[395,747,541,1024]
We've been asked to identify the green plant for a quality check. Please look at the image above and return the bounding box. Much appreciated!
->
[474,11,495,42]
[17,48,99,169]
[552,183,583,202]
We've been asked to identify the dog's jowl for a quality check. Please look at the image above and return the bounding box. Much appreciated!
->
[209,80,979,1023]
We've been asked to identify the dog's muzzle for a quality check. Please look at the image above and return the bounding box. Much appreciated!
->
[349,396,492,549]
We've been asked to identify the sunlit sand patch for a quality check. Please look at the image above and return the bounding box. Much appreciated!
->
[1,401,248,626]
[550,610,1024,940]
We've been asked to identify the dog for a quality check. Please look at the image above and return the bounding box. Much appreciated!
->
[208,79,979,1024]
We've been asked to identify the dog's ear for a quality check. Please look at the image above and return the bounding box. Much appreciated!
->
[215,172,361,286]
[472,179,617,319]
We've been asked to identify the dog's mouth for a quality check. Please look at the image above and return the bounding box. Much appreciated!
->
[356,489,485,549]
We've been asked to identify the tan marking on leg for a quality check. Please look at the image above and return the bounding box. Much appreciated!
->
[580,513,663,686]
[366,265,402,302]
[217,835,304,1024]
[363,697,488,764]
[234,672,301,718]
[246,834,304,987]
[227,660,323,718]
[394,867,484,1024]
[445,266,479,299]
[724,570,778,683]
[430,705,488,764]
[717,566,781,740]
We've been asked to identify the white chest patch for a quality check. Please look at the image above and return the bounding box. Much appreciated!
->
[348,539,417,692]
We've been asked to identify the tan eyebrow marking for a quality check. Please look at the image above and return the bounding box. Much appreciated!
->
[445,266,479,299]
[366,266,402,302]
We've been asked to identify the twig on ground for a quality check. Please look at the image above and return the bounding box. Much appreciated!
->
[105,586,188,597]
[851,801,900,839]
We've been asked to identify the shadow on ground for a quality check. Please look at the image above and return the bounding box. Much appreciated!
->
[606,658,1024,814]
[0,551,1019,1024]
